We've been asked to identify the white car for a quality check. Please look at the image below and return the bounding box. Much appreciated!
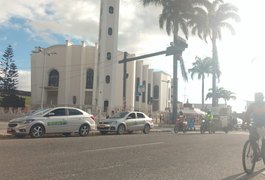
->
[97,111,154,135]
[7,107,96,138]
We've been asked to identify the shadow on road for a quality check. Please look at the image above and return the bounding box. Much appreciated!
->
[222,168,265,180]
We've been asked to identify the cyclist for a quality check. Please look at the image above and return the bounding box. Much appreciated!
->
[244,92,265,161]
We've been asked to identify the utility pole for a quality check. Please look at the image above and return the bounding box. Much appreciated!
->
[172,37,188,124]
[122,52,128,111]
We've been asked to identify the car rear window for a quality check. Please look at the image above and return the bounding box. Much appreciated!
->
[137,113,145,118]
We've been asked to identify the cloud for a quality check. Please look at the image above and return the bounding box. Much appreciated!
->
[0,0,100,44]
[17,70,31,91]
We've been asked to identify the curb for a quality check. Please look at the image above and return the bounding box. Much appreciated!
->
[0,128,174,139]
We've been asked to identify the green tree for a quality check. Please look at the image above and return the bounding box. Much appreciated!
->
[188,56,212,110]
[206,87,236,105]
[0,45,18,95]
[141,0,206,122]
[189,0,240,107]
[220,89,236,105]
[0,45,24,107]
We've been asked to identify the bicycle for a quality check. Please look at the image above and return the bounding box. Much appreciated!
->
[242,124,265,174]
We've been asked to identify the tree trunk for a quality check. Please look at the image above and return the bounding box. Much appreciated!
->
[172,35,178,124]
[211,32,218,107]
[202,77,204,110]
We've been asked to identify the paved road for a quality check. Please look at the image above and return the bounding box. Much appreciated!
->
[1,131,265,180]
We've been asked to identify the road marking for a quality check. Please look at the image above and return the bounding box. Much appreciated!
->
[82,142,164,153]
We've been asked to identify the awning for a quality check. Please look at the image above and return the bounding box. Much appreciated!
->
[182,108,206,115]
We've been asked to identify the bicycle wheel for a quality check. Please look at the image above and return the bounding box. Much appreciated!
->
[242,140,256,174]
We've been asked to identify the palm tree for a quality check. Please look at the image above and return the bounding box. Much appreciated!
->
[206,87,236,106]
[189,0,240,107]
[141,0,206,122]
[188,56,212,110]
[220,89,236,105]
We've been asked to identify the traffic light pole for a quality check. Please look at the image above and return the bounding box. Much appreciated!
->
[122,52,128,111]
[119,39,187,120]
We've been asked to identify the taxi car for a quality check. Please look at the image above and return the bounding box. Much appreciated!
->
[97,111,154,135]
[7,107,96,138]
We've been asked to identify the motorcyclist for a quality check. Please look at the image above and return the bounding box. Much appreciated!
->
[244,92,265,161]
[175,111,187,132]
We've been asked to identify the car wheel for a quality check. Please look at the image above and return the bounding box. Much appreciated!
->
[143,124,150,134]
[30,124,45,138]
[117,124,125,135]
[79,124,89,136]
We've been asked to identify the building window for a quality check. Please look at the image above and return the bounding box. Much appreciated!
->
[106,75,110,84]
[142,81,146,103]
[109,6,114,14]
[48,69,59,87]
[108,27,112,35]
[135,77,140,101]
[154,85,159,99]
[104,100,109,112]
[107,52,111,60]
[86,69,94,89]
[148,83,151,104]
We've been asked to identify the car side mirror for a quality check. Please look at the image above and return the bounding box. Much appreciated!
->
[127,116,132,119]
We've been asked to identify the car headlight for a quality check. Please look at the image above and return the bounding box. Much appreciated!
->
[22,119,35,124]
[111,121,117,125]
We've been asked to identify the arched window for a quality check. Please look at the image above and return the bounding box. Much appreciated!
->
[109,6,114,14]
[48,69,59,87]
[107,52,111,60]
[86,69,94,89]
[108,27,112,35]
[106,75,110,84]
[153,85,159,99]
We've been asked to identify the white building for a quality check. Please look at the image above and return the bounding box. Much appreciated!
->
[30,0,172,116]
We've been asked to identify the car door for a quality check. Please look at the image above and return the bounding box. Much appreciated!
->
[125,113,137,131]
[65,108,84,132]
[45,108,68,133]
[135,112,146,130]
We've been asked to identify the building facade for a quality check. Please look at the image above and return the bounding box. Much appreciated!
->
[30,0,172,116]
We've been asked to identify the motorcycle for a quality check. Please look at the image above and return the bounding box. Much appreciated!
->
[174,120,187,133]
[200,119,207,134]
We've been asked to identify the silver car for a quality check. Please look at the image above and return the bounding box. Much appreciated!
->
[97,111,154,135]
[7,107,96,138]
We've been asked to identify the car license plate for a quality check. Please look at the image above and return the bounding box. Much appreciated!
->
[99,125,105,128]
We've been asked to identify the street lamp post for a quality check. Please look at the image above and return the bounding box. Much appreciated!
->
[32,47,56,108]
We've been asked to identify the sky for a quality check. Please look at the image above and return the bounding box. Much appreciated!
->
[0,0,264,113]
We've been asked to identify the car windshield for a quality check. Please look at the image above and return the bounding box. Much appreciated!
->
[109,112,129,119]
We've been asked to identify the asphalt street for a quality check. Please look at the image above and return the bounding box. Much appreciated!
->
[1,130,265,180]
